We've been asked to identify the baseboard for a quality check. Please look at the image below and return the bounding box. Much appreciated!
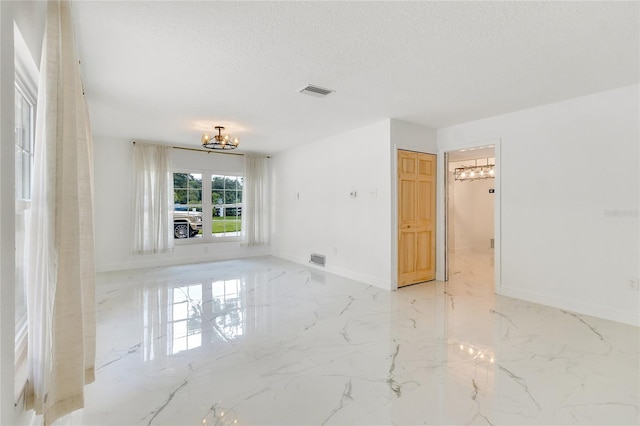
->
[497,286,640,327]
[96,248,270,273]
[273,252,392,290]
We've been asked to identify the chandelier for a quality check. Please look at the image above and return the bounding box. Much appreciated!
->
[454,159,495,181]
[201,126,239,150]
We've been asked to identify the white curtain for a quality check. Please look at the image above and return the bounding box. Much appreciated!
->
[241,155,270,246]
[132,143,174,254]
[26,1,96,424]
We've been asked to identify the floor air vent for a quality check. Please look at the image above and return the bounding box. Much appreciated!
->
[309,253,326,267]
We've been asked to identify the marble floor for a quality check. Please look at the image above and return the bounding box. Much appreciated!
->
[61,254,638,425]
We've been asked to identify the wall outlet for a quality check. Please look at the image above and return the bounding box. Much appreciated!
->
[629,278,639,291]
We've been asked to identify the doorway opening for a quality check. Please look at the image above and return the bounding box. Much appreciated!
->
[445,145,496,289]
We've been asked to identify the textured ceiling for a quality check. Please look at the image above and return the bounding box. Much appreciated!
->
[448,146,495,162]
[72,1,639,154]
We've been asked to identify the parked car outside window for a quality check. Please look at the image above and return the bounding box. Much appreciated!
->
[173,205,202,238]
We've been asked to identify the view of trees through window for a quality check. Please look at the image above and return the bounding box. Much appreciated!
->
[174,172,202,207]
[173,172,242,239]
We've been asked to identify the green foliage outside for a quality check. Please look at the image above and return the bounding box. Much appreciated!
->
[212,216,241,234]
[174,173,203,205]
[189,217,241,236]
[174,173,242,214]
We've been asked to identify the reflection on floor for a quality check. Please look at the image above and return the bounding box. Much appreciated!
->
[57,255,637,425]
[448,248,495,284]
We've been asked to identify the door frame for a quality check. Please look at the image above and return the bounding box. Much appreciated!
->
[438,139,502,290]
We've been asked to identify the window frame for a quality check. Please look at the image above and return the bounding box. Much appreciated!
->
[172,169,244,244]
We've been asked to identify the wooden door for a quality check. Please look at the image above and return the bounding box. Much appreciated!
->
[398,150,436,287]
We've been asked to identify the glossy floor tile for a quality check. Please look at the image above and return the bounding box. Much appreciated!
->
[59,253,638,425]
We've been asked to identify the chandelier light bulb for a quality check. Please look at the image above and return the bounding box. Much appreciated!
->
[454,163,496,182]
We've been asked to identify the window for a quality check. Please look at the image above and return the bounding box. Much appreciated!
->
[211,175,243,238]
[173,173,203,239]
[173,172,243,241]
[14,83,33,346]
[14,25,38,401]
[15,84,34,201]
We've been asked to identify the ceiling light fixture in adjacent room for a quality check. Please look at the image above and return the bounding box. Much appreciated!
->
[454,159,495,182]
[201,126,239,150]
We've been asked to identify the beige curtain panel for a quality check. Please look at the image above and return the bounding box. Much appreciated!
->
[26,1,96,424]
[132,143,174,254]
[241,155,270,247]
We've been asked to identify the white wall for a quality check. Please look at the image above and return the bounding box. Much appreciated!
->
[437,85,640,326]
[271,120,393,288]
[93,137,269,271]
[0,5,15,423]
[447,159,495,252]
[390,119,437,153]
[271,118,437,290]
[449,177,494,251]
[0,2,45,424]
[12,1,45,67]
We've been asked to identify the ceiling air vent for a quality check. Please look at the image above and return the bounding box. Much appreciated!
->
[299,84,334,98]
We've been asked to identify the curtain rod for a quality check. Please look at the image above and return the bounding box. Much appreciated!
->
[131,141,269,158]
